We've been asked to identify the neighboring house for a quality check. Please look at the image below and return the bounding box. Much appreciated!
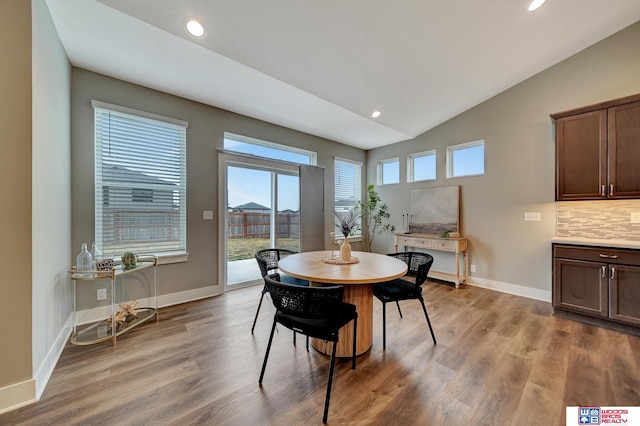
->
[230,202,270,213]
[102,164,177,209]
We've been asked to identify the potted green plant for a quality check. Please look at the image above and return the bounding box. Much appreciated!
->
[359,184,396,252]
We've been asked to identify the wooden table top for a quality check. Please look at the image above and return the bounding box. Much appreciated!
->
[278,251,407,285]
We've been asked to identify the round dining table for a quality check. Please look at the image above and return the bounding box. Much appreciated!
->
[278,250,408,357]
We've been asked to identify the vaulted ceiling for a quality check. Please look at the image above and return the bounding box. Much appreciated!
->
[45,0,640,149]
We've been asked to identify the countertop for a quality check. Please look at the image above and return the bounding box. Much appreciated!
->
[551,236,640,250]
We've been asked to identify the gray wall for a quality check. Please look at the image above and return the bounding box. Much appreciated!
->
[71,68,365,309]
[31,0,72,395]
[0,0,32,394]
[367,20,640,296]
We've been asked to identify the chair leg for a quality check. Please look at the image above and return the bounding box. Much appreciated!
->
[395,301,403,318]
[323,337,339,424]
[293,331,296,346]
[259,318,277,386]
[419,297,437,345]
[251,289,267,334]
[306,335,309,351]
[382,301,387,350]
[352,316,358,369]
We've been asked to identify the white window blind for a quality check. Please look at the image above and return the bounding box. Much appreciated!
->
[334,157,362,235]
[93,101,188,257]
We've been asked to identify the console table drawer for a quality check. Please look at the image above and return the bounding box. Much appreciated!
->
[412,238,432,249]
[432,239,454,251]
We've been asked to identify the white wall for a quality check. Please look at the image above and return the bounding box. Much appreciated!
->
[31,0,72,400]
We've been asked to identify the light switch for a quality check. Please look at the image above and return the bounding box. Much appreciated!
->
[524,212,541,221]
[203,210,214,220]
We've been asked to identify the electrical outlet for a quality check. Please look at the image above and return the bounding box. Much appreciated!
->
[97,288,107,301]
[470,264,476,273]
[524,212,541,221]
[631,212,640,224]
[203,210,213,220]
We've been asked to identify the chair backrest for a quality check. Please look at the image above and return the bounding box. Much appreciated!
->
[255,248,298,277]
[263,274,344,319]
[387,252,434,286]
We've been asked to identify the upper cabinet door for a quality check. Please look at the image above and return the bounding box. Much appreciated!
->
[555,110,607,201]
[608,101,640,199]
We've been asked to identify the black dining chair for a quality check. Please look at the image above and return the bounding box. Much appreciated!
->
[373,252,437,349]
[259,274,357,424]
[252,248,309,334]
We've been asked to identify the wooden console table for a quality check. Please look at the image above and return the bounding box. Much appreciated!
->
[394,233,469,288]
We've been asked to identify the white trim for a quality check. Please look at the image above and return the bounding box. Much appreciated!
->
[407,149,436,183]
[0,379,36,416]
[33,316,73,400]
[91,100,189,128]
[75,285,221,326]
[466,276,551,302]
[377,157,400,185]
[224,132,317,165]
[428,269,551,302]
[446,139,485,178]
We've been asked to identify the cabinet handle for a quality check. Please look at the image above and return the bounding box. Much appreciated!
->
[609,184,614,196]
[601,265,606,278]
[601,185,606,196]
[599,254,619,259]
[610,267,616,280]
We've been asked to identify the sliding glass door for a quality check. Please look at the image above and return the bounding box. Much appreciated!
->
[223,156,300,289]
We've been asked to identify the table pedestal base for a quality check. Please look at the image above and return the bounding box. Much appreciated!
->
[310,281,373,357]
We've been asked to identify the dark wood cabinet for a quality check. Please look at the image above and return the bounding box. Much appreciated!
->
[553,243,640,327]
[552,94,640,201]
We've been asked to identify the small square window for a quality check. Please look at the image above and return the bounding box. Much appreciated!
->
[446,140,484,178]
[408,150,436,182]
[377,158,400,185]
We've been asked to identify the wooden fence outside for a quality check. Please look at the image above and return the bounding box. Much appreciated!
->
[227,212,300,239]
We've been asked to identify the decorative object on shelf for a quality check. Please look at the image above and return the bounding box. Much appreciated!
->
[335,208,360,261]
[96,258,115,271]
[90,242,102,270]
[106,300,139,326]
[359,184,396,252]
[440,230,451,238]
[76,243,93,276]
[119,300,139,318]
[121,251,137,270]
[402,214,413,234]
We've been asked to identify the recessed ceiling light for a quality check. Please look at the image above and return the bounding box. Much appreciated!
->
[528,0,546,11]
[185,18,206,38]
[371,110,381,118]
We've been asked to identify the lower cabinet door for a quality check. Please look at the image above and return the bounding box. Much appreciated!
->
[553,258,609,317]
[609,264,640,325]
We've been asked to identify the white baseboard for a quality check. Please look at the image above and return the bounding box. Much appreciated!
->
[466,276,551,302]
[34,316,73,400]
[429,269,551,303]
[75,285,221,325]
[1,285,221,416]
[0,380,36,416]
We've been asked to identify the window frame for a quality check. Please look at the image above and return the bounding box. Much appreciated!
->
[446,139,485,178]
[377,157,400,185]
[223,132,317,165]
[93,100,188,264]
[407,149,437,183]
[334,157,362,239]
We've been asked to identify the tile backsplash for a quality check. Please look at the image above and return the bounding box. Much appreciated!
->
[557,200,640,241]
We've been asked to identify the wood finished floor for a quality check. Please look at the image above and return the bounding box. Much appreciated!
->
[2,281,639,425]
